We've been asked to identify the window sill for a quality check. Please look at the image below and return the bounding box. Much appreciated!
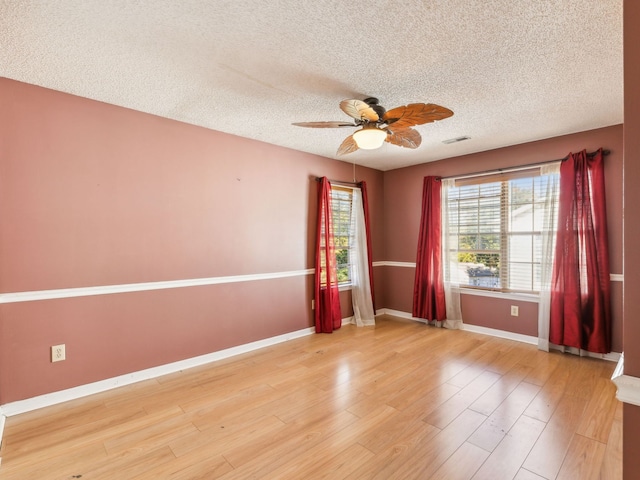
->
[338,284,352,292]
[456,287,539,303]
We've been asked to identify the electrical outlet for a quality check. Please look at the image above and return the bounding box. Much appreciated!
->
[510,305,519,317]
[311,299,315,310]
[51,344,66,362]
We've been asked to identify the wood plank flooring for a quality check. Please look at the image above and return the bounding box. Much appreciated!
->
[0,316,622,479]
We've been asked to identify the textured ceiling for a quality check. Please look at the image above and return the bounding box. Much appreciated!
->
[0,1,623,171]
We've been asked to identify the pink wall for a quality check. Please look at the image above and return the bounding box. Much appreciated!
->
[0,72,631,457]
[0,78,384,403]
[624,0,640,378]
[624,1,640,476]
[383,125,624,351]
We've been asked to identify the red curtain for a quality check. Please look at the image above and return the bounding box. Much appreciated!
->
[360,181,376,312]
[549,149,612,353]
[413,176,446,321]
[315,177,342,333]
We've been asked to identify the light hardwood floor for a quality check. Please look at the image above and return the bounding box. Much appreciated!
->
[0,316,622,479]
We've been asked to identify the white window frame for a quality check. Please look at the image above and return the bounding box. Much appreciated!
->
[445,168,558,294]
[330,186,355,289]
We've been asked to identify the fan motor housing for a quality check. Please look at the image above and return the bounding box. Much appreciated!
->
[363,97,386,119]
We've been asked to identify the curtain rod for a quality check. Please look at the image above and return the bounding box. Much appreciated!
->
[315,177,362,187]
[437,149,610,181]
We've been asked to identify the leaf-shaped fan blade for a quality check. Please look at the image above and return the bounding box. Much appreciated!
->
[384,127,422,149]
[292,121,357,128]
[339,99,379,122]
[336,135,359,156]
[383,103,453,129]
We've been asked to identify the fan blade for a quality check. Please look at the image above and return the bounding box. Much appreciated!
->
[383,103,453,129]
[339,99,379,122]
[384,127,422,149]
[336,135,359,155]
[292,121,357,128]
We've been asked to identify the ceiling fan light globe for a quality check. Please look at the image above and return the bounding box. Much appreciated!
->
[353,127,387,150]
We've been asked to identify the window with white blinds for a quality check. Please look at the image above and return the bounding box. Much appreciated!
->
[446,169,556,292]
[331,187,354,285]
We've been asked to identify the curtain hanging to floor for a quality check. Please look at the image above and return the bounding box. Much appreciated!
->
[350,187,375,326]
[413,176,447,322]
[537,163,561,352]
[549,148,612,353]
[315,177,342,333]
[360,181,376,312]
[440,179,463,329]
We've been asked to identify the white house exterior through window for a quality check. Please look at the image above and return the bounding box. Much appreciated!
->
[445,169,558,293]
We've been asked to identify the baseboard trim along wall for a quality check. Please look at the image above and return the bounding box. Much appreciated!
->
[0,325,315,418]
[379,308,621,362]
[0,413,5,453]
[0,315,361,450]
[380,308,538,344]
[0,308,630,453]
[0,313,368,417]
[612,355,640,407]
[0,310,624,418]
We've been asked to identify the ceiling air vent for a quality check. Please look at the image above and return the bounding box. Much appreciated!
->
[442,136,471,144]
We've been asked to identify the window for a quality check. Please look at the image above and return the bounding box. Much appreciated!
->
[330,187,354,285]
[446,170,557,293]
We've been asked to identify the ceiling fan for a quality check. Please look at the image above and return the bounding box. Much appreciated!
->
[292,97,454,155]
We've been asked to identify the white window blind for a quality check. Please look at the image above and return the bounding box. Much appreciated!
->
[331,186,354,285]
[446,169,555,293]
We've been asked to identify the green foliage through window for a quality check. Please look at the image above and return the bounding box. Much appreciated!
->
[331,187,354,285]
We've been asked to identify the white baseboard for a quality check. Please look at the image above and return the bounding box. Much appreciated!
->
[547,344,621,363]
[612,354,640,406]
[0,326,316,418]
[0,308,626,443]
[0,411,5,452]
[378,308,418,321]
[461,323,538,345]
[379,308,538,344]
[379,308,621,362]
